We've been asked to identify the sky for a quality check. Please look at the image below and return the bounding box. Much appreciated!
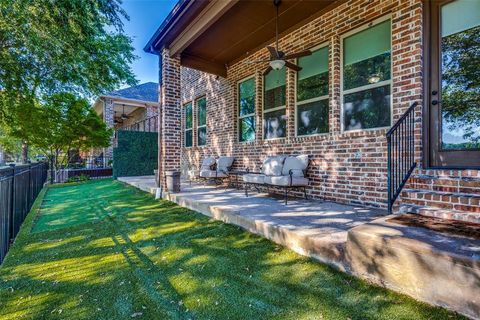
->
[121,0,178,85]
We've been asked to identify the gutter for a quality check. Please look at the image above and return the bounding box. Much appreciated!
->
[143,0,193,55]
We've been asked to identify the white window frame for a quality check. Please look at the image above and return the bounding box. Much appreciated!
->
[295,42,330,137]
[263,69,287,140]
[237,75,256,143]
[340,15,393,133]
[196,96,207,146]
[184,101,193,148]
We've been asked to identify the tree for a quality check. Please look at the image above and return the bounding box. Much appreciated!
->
[0,0,137,160]
[31,93,112,173]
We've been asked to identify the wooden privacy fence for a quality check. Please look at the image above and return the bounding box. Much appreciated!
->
[0,163,48,264]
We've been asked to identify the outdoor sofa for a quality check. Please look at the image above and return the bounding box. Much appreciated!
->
[242,155,310,204]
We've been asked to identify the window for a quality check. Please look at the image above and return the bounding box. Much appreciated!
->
[184,102,192,147]
[196,97,207,146]
[238,77,256,142]
[342,19,392,131]
[296,46,329,136]
[264,67,286,139]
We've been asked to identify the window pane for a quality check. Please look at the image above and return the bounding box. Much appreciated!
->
[185,103,192,129]
[343,52,391,90]
[297,99,329,136]
[344,20,391,66]
[239,78,255,116]
[297,72,329,101]
[343,85,391,131]
[264,86,286,110]
[197,97,206,126]
[185,129,192,147]
[440,0,480,150]
[264,68,286,110]
[343,20,391,90]
[263,109,286,139]
[198,127,207,146]
[298,46,329,81]
[239,116,255,142]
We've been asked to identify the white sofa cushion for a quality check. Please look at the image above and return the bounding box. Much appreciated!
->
[264,175,308,187]
[282,155,309,177]
[200,157,216,170]
[242,173,265,184]
[262,156,286,176]
[200,169,228,178]
[217,156,234,172]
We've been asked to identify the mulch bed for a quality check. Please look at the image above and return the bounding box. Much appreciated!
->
[387,214,480,240]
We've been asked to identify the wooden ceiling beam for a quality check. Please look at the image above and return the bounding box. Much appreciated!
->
[169,0,239,57]
[180,53,227,78]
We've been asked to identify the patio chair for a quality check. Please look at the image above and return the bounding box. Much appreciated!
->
[243,155,309,204]
[199,156,234,185]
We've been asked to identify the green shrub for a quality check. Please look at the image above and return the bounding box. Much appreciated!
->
[113,130,157,178]
[66,174,90,183]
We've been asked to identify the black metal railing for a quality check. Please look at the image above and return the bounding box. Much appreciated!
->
[122,115,158,132]
[386,102,419,213]
[52,157,113,183]
[0,162,48,264]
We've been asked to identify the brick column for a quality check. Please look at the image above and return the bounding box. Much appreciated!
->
[103,98,114,164]
[158,48,181,189]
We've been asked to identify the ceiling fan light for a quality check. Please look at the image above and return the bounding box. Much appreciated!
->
[121,114,128,120]
[368,74,381,84]
[269,59,285,70]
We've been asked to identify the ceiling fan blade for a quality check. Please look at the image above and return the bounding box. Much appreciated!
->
[263,66,273,76]
[284,50,312,60]
[285,61,302,72]
[266,46,278,59]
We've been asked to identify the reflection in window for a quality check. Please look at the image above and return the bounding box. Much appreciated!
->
[184,102,192,147]
[264,68,286,139]
[196,97,207,146]
[342,19,392,131]
[297,46,329,135]
[238,77,255,142]
[440,0,480,150]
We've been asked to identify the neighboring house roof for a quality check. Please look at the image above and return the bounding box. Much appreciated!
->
[104,82,158,103]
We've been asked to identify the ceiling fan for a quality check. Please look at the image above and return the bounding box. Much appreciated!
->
[120,104,130,120]
[244,0,312,76]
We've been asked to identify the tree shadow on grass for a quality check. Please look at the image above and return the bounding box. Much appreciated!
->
[0,180,466,320]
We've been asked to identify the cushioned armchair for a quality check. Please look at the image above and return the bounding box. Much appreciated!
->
[199,156,234,184]
[243,155,309,204]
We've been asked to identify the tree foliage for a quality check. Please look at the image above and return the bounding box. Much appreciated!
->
[31,93,112,169]
[0,0,137,159]
[441,25,480,147]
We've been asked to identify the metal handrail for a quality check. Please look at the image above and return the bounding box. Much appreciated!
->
[386,102,419,213]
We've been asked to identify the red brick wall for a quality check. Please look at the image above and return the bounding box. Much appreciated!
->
[179,0,424,208]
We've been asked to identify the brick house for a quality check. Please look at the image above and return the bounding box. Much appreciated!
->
[144,0,479,218]
[91,82,159,160]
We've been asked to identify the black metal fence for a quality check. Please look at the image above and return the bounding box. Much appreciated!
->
[122,115,158,132]
[0,163,48,264]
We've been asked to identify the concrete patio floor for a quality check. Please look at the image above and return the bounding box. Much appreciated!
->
[117,175,386,269]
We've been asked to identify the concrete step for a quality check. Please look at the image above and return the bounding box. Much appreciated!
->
[401,189,480,213]
[399,203,480,224]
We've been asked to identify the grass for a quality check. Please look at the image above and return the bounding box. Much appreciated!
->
[0,179,464,320]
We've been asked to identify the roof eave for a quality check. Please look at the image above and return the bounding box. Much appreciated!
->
[143,0,192,55]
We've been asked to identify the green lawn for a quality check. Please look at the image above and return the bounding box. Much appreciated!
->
[0,179,463,320]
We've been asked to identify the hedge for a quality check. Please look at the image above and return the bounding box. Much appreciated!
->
[113,130,157,178]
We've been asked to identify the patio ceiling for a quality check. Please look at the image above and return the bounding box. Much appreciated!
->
[145,0,342,77]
